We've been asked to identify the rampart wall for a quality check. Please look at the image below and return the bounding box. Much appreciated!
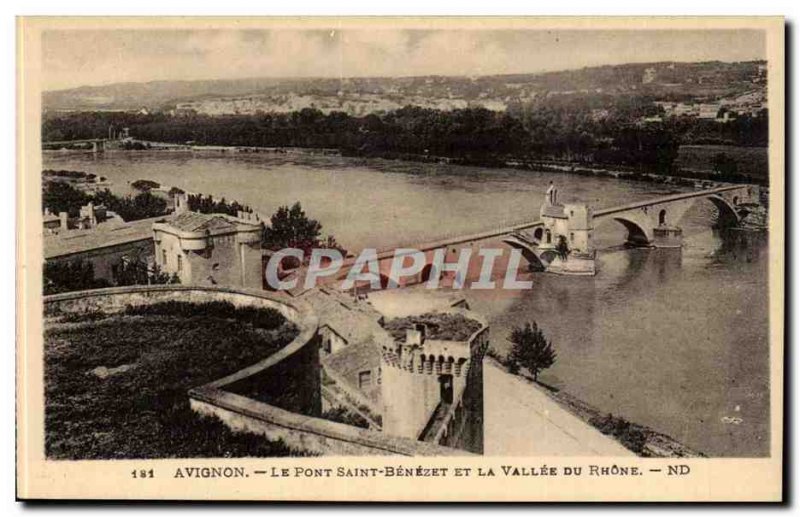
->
[45,285,471,457]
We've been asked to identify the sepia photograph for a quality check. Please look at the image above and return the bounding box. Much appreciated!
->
[16,16,785,502]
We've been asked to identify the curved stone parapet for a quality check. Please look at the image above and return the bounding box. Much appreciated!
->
[45,285,470,456]
[44,284,315,329]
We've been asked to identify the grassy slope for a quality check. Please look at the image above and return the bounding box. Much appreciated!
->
[45,305,303,459]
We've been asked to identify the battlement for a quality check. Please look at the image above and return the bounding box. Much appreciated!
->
[379,308,488,451]
[380,315,478,375]
[380,341,471,377]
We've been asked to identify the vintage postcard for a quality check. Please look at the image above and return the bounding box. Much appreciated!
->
[16,16,784,501]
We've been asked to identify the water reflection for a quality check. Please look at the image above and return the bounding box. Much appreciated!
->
[714,228,769,265]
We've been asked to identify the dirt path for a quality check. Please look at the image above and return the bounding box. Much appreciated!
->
[483,363,635,456]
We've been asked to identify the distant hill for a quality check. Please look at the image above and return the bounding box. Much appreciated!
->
[43,60,766,113]
[43,78,291,111]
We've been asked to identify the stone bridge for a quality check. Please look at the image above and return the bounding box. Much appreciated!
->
[43,138,108,153]
[320,183,760,284]
[502,184,759,275]
[592,184,756,248]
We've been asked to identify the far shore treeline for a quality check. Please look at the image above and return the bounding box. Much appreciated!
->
[43,103,768,180]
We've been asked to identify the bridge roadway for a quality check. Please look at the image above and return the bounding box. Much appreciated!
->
[352,184,750,267]
[592,184,748,218]
[43,139,109,146]
[43,138,109,153]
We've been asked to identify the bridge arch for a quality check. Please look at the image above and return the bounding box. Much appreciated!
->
[420,263,440,283]
[704,195,740,228]
[604,216,652,247]
[502,237,549,271]
[539,250,558,265]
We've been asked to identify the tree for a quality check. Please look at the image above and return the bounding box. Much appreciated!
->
[261,203,347,259]
[507,321,557,382]
[186,192,253,216]
[43,260,111,295]
[713,152,738,176]
[92,189,168,222]
[262,202,322,253]
[42,181,92,217]
[112,258,179,287]
[131,179,161,192]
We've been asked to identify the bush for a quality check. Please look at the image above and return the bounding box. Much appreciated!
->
[43,260,111,295]
[113,259,179,287]
[590,413,648,454]
[124,300,289,331]
[485,347,505,363]
[383,313,482,343]
[131,179,160,192]
[94,189,168,222]
[58,309,108,324]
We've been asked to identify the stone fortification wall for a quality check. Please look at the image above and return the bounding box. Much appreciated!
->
[46,285,469,457]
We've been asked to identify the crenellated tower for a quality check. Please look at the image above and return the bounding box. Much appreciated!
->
[380,312,488,453]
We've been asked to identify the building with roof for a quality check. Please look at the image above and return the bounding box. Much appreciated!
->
[43,209,62,232]
[44,215,162,282]
[304,285,488,453]
[303,288,385,346]
[43,202,108,235]
[44,192,265,289]
[152,206,263,289]
[379,309,489,453]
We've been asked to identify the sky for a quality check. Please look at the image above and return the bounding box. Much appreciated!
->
[42,28,767,91]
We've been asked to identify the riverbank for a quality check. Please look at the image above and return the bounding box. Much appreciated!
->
[483,361,635,457]
[47,141,768,189]
[484,355,704,458]
[343,148,767,188]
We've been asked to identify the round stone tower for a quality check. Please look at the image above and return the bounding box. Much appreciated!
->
[380,312,488,453]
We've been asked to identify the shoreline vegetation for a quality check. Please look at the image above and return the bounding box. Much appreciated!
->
[45,142,769,190]
[43,103,769,187]
[484,354,704,458]
[42,170,255,222]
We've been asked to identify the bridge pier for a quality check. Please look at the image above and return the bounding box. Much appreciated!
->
[545,252,597,276]
[651,226,683,248]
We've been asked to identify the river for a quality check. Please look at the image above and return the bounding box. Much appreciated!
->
[43,150,770,457]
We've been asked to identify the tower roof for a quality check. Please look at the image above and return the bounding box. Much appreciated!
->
[168,212,237,232]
